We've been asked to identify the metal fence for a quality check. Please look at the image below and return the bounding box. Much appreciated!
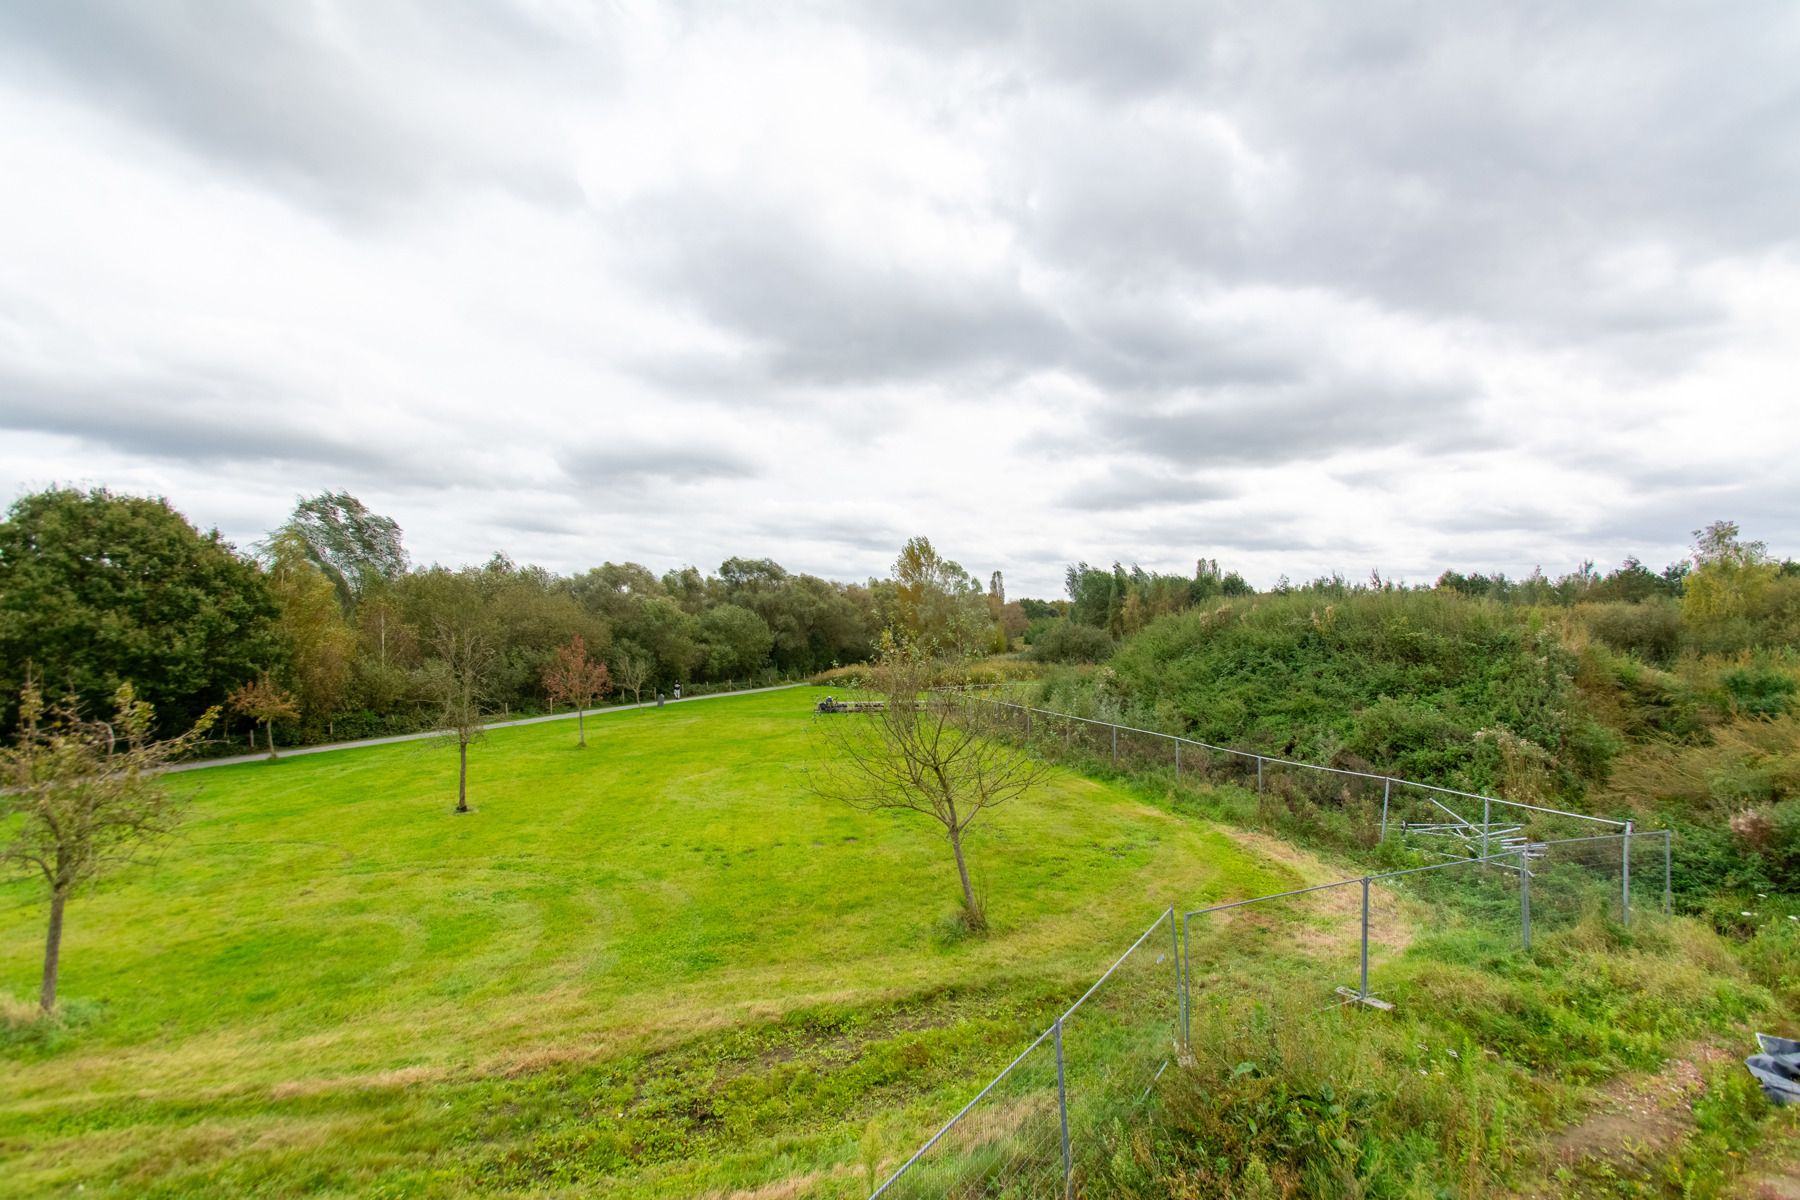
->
[963,696,1634,852]
[869,909,1181,1199]
[866,762,1673,1198]
[873,832,1671,1197]
[1181,831,1671,1036]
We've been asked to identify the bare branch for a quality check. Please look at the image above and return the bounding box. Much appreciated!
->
[808,650,1052,930]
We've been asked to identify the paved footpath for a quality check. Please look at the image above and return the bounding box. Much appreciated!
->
[167,683,808,773]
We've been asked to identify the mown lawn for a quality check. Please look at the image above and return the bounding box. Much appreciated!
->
[0,688,1285,1198]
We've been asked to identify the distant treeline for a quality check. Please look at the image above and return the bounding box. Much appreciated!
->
[1026,524,1800,664]
[0,489,1009,747]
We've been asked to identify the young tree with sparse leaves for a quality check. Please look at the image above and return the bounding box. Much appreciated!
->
[613,651,651,706]
[809,645,1050,931]
[542,635,610,748]
[2,681,218,1012]
[228,675,301,758]
[422,620,495,813]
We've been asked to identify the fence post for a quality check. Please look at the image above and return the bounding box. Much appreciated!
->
[1621,821,1633,928]
[1379,778,1391,841]
[1111,724,1118,765]
[1481,796,1491,860]
[1520,849,1531,953]
[1175,740,1181,782]
[1025,707,1031,738]
[1181,916,1192,1047]
[1663,829,1672,915]
[1359,877,1371,999]
[1168,908,1180,1048]
[1256,756,1264,793]
[1055,1017,1072,1198]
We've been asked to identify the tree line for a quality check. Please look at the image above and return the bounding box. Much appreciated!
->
[0,488,1024,749]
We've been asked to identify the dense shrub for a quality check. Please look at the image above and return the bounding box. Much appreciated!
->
[1087,591,1608,797]
[1027,620,1115,664]
[1579,599,1682,663]
[1721,663,1799,718]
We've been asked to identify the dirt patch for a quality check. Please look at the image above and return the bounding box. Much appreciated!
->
[1509,1041,1733,1198]
[1214,829,1417,957]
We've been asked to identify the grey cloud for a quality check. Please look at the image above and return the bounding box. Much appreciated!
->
[1058,466,1236,512]
[0,365,399,473]
[0,0,594,215]
[1047,375,1487,469]
[856,0,1214,99]
[750,513,907,556]
[1113,517,1342,558]
[868,0,1798,348]
[1430,503,1567,536]
[620,189,1066,385]
[558,442,761,487]
[1573,487,1800,553]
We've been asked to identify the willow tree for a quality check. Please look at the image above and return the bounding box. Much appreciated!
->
[810,648,1049,931]
[2,682,217,1012]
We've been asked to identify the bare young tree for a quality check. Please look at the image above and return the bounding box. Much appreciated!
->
[810,649,1050,931]
[422,621,494,814]
[543,634,611,747]
[613,652,651,707]
[2,682,218,1012]
[227,674,300,758]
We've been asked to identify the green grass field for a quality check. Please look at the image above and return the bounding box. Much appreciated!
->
[0,689,1288,1198]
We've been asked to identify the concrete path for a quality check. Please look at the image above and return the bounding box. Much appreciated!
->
[167,683,808,773]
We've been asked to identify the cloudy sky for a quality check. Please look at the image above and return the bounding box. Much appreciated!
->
[2,1,1796,595]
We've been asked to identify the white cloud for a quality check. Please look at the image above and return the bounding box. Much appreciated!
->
[2,0,1798,597]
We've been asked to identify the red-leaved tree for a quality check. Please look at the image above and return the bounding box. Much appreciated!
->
[543,635,611,748]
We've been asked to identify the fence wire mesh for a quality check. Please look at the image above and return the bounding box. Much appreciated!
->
[869,910,1179,1199]
[870,697,1671,1200]
[965,698,1632,861]
[1059,911,1180,1193]
[870,1029,1066,1199]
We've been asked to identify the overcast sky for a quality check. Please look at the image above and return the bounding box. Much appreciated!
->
[1,2,1796,596]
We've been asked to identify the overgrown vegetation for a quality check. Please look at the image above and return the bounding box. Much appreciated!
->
[1021,523,1800,908]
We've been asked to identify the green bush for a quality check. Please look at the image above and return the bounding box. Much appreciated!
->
[1578,599,1682,663]
[1094,591,1610,797]
[1028,620,1115,664]
[1721,663,1799,718]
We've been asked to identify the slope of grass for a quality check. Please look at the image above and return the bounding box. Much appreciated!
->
[0,689,1282,1198]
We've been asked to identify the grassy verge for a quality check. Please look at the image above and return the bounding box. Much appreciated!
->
[0,688,1282,1197]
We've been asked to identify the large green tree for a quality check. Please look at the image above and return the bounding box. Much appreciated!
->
[888,537,989,656]
[262,528,358,736]
[0,488,279,736]
[698,603,774,679]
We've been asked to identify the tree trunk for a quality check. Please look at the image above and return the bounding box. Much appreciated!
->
[577,707,586,748]
[40,888,66,1013]
[266,720,277,759]
[456,739,469,813]
[947,824,981,928]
